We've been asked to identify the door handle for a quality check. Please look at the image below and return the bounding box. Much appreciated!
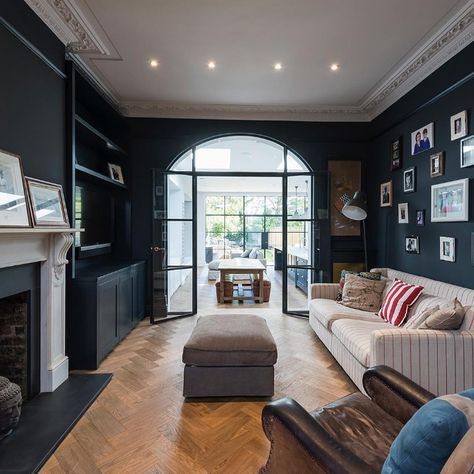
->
[151,246,165,252]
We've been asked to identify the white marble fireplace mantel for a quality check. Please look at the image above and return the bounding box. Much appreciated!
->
[0,228,82,392]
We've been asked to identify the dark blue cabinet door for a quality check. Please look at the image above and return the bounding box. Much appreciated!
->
[98,277,119,361]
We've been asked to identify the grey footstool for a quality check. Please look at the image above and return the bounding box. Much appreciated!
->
[182,314,277,397]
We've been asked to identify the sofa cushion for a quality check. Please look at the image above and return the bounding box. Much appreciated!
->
[336,270,382,301]
[419,298,466,330]
[405,294,449,328]
[208,259,221,270]
[331,319,390,366]
[240,249,252,258]
[309,299,382,331]
[182,314,277,366]
[382,389,474,474]
[340,273,386,312]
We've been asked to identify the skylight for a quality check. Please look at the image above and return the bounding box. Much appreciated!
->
[195,148,231,170]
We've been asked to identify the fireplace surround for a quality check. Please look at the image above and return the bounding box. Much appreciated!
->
[0,228,78,393]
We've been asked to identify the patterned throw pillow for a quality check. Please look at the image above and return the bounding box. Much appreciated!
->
[339,273,386,312]
[382,389,474,474]
[336,270,381,301]
[378,279,424,327]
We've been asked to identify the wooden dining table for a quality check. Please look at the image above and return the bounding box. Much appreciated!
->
[217,258,266,303]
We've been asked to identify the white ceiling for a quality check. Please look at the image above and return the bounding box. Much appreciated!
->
[27,0,474,120]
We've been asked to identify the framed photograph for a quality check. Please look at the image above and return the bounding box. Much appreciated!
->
[450,110,468,141]
[25,178,69,227]
[390,137,402,171]
[398,203,409,223]
[108,163,124,184]
[405,236,420,254]
[411,122,434,156]
[403,166,416,193]
[431,178,469,222]
[380,180,393,207]
[416,209,425,226]
[460,135,474,168]
[440,236,455,262]
[430,151,445,177]
[0,149,30,227]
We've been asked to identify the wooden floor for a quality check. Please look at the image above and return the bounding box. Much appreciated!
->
[41,278,356,473]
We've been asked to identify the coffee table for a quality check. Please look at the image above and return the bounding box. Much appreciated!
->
[218,258,265,303]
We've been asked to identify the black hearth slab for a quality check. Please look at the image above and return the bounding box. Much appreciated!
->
[0,373,112,474]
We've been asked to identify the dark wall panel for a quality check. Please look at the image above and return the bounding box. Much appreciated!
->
[368,44,474,288]
[0,4,66,189]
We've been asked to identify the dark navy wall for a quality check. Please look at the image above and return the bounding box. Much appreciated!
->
[128,119,372,262]
[0,2,66,188]
[368,43,474,288]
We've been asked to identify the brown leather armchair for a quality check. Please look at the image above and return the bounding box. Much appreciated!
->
[260,365,435,474]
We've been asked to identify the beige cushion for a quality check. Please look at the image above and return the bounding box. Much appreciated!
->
[405,305,440,329]
[407,294,449,321]
[340,273,386,312]
[419,298,466,330]
[182,314,277,366]
[331,319,390,366]
[441,426,474,474]
[309,299,381,330]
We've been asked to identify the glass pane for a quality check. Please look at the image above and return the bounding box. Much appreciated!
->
[206,216,224,234]
[225,215,243,233]
[166,221,193,266]
[168,268,193,313]
[287,268,309,312]
[171,150,193,171]
[265,196,282,215]
[245,232,261,249]
[268,232,282,250]
[287,151,306,173]
[265,216,282,232]
[288,176,311,219]
[245,197,265,215]
[245,216,264,232]
[287,221,311,263]
[167,174,192,219]
[206,196,224,214]
[225,196,243,215]
[206,232,225,260]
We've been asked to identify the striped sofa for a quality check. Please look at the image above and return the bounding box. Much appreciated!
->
[309,268,474,395]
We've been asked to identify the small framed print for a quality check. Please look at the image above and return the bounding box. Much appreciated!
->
[460,135,474,168]
[108,163,124,184]
[390,138,402,171]
[398,202,409,223]
[416,209,425,226]
[430,151,445,177]
[440,236,455,262]
[405,236,419,254]
[380,180,393,207]
[431,178,469,222]
[25,178,69,227]
[403,166,416,193]
[0,149,30,227]
[411,122,434,155]
[450,110,468,141]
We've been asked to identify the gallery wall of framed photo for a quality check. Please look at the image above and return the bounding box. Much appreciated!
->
[368,46,474,289]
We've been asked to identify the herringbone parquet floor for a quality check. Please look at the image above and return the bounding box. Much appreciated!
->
[40,274,356,473]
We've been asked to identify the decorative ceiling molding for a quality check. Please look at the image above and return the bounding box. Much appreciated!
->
[27,0,474,122]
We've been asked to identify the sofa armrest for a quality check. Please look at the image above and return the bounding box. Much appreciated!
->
[363,365,434,424]
[308,283,339,301]
[260,398,374,474]
[370,329,474,396]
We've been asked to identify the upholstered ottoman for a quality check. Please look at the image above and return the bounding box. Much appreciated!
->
[182,314,277,397]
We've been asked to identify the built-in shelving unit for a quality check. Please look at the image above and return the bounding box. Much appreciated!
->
[75,163,128,189]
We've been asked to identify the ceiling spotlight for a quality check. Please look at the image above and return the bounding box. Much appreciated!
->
[208,61,216,70]
[330,63,340,71]
[149,59,159,68]
[274,62,283,71]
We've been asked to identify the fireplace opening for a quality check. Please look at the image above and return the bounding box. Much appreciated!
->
[0,288,40,400]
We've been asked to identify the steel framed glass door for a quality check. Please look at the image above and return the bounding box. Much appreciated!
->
[151,170,196,322]
[282,172,329,316]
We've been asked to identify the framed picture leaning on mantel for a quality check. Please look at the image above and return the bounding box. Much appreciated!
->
[25,178,69,227]
[0,149,30,227]
[431,178,469,222]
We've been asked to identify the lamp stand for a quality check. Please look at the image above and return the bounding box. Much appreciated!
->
[362,219,368,272]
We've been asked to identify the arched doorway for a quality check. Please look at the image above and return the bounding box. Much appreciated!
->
[151,135,325,322]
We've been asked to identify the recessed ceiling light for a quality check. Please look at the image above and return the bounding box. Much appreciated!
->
[208,61,216,70]
[149,59,159,68]
[330,63,340,71]
[274,62,283,71]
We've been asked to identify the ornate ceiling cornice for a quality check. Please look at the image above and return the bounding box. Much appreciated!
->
[26,0,474,122]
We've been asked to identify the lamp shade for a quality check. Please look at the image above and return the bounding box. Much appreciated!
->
[342,191,367,221]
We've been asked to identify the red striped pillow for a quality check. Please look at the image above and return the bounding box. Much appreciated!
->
[378,279,424,326]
